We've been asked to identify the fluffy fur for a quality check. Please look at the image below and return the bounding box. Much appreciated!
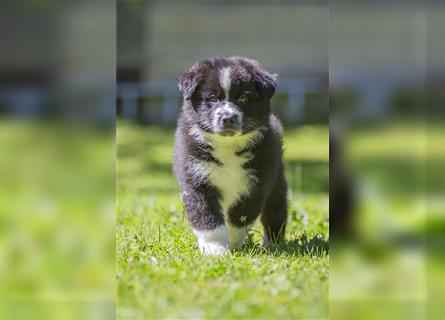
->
[173,56,287,255]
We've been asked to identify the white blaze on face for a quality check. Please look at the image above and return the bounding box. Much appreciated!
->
[219,67,232,98]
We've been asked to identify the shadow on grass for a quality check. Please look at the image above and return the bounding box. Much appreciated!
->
[243,233,329,257]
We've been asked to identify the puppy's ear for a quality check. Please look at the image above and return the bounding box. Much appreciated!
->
[254,69,278,100]
[178,71,202,100]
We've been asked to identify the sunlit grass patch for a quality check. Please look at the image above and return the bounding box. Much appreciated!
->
[117,121,329,319]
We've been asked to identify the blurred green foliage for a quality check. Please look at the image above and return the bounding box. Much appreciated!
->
[331,121,445,320]
[0,120,115,319]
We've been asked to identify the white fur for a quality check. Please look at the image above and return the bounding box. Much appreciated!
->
[213,103,241,129]
[194,223,251,254]
[193,225,229,256]
[215,103,235,117]
[188,124,208,145]
[191,127,265,254]
[203,129,263,215]
[219,67,232,97]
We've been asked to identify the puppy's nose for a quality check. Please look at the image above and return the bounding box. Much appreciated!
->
[221,113,238,127]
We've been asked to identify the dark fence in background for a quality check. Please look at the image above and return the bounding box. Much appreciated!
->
[116,77,327,125]
[3,78,440,125]
[0,83,115,124]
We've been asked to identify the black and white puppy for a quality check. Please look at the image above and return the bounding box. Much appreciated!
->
[173,56,287,255]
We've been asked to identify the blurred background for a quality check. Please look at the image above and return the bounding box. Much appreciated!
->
[330,1,445,319]
[116,1,328,125]
[0,1,115,319]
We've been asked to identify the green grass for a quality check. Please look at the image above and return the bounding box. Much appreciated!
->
[0,120,115,319]
[117,121,329,319]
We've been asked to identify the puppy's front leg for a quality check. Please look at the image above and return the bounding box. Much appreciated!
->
[182,188,229,256]
[261,172,288,245]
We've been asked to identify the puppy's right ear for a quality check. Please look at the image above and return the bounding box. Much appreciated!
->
[178,71,201,100]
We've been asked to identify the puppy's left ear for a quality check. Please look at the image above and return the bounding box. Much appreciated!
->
[178,70,202,100]
[254,70,278,100]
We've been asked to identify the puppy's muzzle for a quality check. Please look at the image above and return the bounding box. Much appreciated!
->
[220,112,239,128]
[214,108,242,136]
[214,105,242,135]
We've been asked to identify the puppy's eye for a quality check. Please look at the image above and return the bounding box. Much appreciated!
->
[238,94,248,104]
[208,95,219,103]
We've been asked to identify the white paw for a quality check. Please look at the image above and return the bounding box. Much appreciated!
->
[198,241,230,256]
[193,225,229,256]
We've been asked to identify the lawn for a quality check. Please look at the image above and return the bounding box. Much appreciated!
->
[0,121,115,319]
[117,120,329,319]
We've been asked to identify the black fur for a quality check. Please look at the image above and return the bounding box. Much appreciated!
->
[173,56,287,245]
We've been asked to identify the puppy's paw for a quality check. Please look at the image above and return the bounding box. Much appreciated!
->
[198,241,230,256]
[193,225,229,256]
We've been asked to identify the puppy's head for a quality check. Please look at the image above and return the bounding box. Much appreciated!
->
[178,56,278,136]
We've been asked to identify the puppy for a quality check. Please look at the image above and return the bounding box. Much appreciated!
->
[173,56,287,255]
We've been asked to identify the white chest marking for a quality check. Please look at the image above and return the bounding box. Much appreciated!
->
[203,130,262,216]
